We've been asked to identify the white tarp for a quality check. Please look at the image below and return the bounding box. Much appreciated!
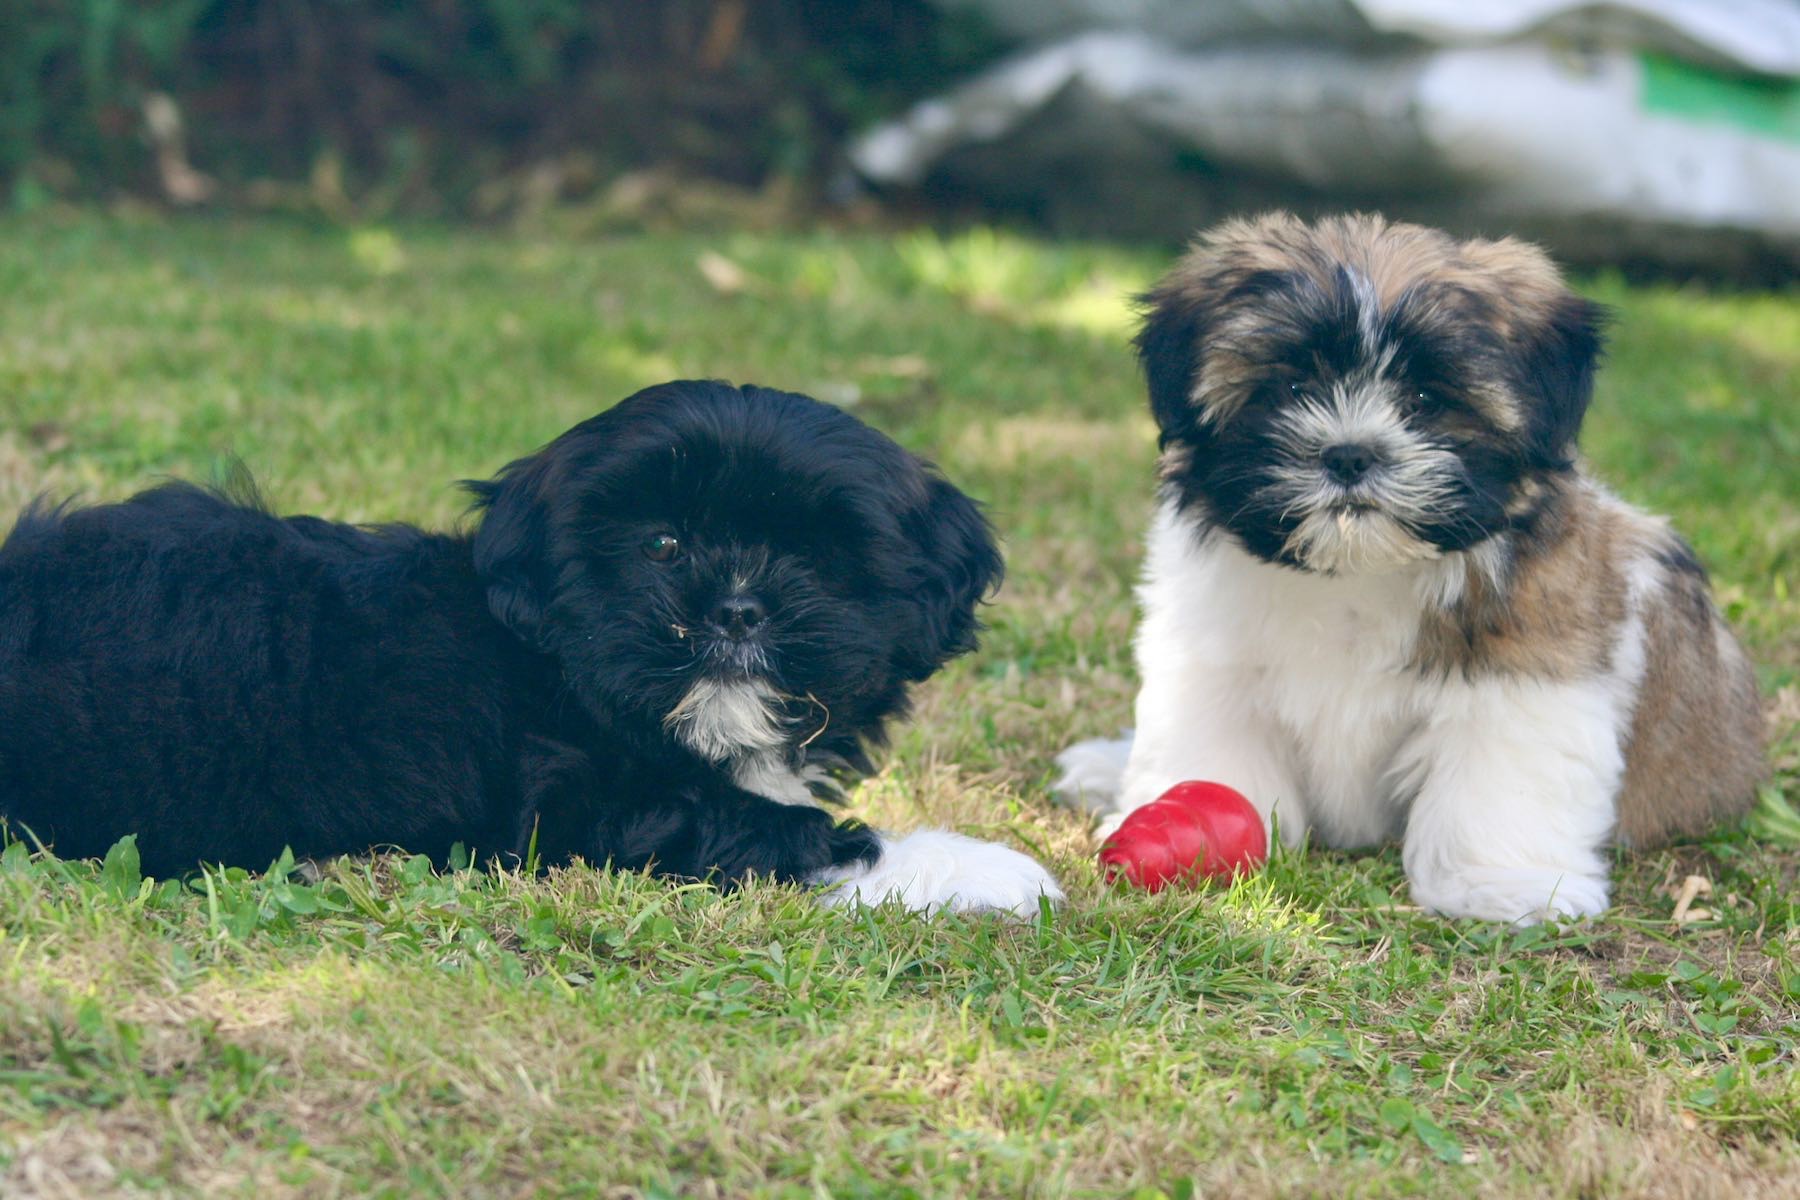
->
[854,1,1800,265]
[936,0,1800,74]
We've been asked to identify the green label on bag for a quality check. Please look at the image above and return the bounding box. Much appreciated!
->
[1640,53,1800,143]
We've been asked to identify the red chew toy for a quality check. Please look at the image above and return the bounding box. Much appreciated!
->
[1099,781,1267,891]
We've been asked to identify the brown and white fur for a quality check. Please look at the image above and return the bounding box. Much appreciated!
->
[1056,214,1764,922]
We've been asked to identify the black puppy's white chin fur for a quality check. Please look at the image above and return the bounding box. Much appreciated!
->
[662,676,823,806]
[664,677,789,765]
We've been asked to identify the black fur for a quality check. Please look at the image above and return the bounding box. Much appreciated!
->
[1135,282,1210,443]
[0,381,1001,882]
[1512,293,1609,471]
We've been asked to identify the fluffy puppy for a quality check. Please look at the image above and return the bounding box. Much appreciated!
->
[1057,214,1763,922]
[0,380,1060,914]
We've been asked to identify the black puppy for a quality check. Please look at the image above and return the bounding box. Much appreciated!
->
[0,381,1061,912]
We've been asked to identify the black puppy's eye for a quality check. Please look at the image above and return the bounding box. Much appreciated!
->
[643,533,681,562]
[1288,382,1305,397]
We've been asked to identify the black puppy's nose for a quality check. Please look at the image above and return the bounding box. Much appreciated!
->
[1321,443,1378,484]
[708,596,767,638]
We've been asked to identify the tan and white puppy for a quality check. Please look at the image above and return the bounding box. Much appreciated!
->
[1057,213,1764,922]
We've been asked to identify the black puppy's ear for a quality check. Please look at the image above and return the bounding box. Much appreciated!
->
[465,453,557,646]
[1515,293,1609,470]
[896,476,1004,679]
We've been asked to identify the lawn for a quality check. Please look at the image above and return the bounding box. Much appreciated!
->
[0,215,1796,1199]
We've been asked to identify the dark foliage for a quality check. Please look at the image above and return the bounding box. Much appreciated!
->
[3,0,1001,211]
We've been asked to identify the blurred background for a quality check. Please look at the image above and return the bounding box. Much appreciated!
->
[6,0,1797,277]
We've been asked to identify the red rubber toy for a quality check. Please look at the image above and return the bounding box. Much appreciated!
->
[1099,781,1268,892]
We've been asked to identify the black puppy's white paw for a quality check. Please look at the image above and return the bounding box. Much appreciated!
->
[814,830,1063,916]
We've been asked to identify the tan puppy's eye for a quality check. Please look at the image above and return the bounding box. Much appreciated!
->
[643,533,681,562]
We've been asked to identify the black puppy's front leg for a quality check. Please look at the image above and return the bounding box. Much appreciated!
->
[513,740,878,886]
[597,782,880,888]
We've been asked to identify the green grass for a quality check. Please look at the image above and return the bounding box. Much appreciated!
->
[1,215,1796,1198]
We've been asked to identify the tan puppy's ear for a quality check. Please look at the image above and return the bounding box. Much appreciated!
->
[1512,293,1610,472]
[1135,278,1212,441]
